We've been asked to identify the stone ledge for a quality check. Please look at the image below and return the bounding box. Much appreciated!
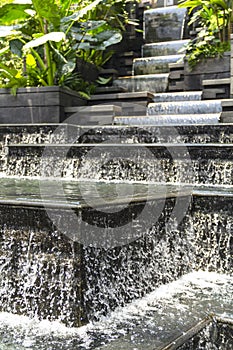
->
[90,91,155,101]
[202,78,231,86]
[168,62,185,69]
[221,99,233,107]
[64,105,122,125]
[65,105,122,114]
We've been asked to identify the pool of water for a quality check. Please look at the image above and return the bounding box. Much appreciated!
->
[1,176,233,207]
[0,176,187,206]
[0,272,232,350]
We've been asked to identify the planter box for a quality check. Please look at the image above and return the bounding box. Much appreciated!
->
[0,86,87,124]
[184,52,230,91]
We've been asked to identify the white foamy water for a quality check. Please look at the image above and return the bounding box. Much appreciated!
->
[0,271,231,350]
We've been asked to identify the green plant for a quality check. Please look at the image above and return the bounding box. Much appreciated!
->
[178,0,232,67]
[0,0,135,95]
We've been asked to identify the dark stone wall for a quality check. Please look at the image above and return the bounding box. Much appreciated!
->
[0,192,232,326]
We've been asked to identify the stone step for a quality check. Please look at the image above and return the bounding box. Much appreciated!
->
[220,99,233,122]
[5,143,233,185]
[142,40,190,57]
[133,54,184,75]
[88,91,154,116]
[64,105,121,125]
[147,100,222,115]
[0,124,78,146]
[113,74,169,93]
[94,86,127,94]
[75,124,233,144]
[202,78,230,100]
[115,113,220,125]
[1,123,233,146]
[144,6,187,43]
[152,91,202,102]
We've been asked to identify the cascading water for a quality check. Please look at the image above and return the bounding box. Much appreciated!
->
[0,3,232,350]
[143,6,187,44]
[3,143,233,186]
[0,271,231,349]
[0,135,232,349]
[113,5,188,93]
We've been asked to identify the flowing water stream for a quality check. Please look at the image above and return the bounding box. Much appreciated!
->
[0,272,231,349]
[0,178,231,349]
[0,3,232,347]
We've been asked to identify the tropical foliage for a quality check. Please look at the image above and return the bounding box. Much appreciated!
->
[178,0,232,67]
[0,0,137,95]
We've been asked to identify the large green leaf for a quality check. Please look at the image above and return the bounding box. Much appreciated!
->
[95,30,122,48]
[72,32,98,43]
[76,41,91,50]
[178,0,203,7]
[70,21,108,40]
[81,20,106,31]
[0,61,18,77]
[23,32,65,50]
[31,0,60,27]
[60,0,74,16]
[210,0,228,9]
[0,25,14,36]
[61,0,103,23]
[0,46,9,55]
[10,38,23,57]
[0,0,13,7]
[0,3,31,25]
[61,60,76,75]
[78,30,122,50]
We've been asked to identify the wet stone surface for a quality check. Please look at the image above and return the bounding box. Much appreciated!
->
[144,7,187,43]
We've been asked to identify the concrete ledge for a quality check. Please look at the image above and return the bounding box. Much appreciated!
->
[202,78,231,86]
[65,105,122,114]
[0,87,87,123]
[220,99,233,122]
[202,78,230,99]
[90,91,155,101]
[64,105,122,125]
[88,91,155,116]
[94,86,127,94]
[168,62,185,69]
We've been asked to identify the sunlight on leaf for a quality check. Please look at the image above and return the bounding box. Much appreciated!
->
[23,32,65,50]
[26,53,36,67]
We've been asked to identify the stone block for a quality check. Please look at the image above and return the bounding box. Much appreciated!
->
[184,53,230,91]
[0,87,87,124]
[64,105,122,125]
[88,91,154,115]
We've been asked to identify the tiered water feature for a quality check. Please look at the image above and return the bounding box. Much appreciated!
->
[113,5,187,93]
[115,91,222,124]
[0,5,232,350]
[112,5,225,125]
[0,120,231,349]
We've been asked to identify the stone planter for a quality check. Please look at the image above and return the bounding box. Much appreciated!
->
[0,86,87,124]
[184,52,230,91]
